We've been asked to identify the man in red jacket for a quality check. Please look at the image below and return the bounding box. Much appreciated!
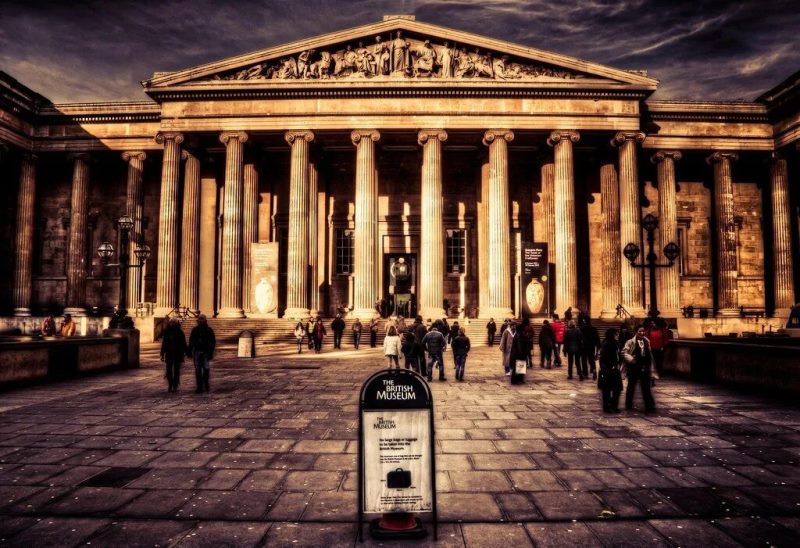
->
[646,317,672,385]
[551,313,565,367]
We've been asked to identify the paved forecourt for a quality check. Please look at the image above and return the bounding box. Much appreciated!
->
[0,343,799,547]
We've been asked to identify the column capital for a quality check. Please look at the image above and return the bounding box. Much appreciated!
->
[219,131,248,145]
[482,129,514,146]
[650,150,682,164]
[67,152,92,162]
[20,152,38,162]
[350,129,380,145]
[546,130,579,147]
[417,129,448,146]
[155,131,184,145]
[610,131,645,147]
[705,151,738,165]
[284,130,315,145]
[122,151,147,162]
[180,150,197,161]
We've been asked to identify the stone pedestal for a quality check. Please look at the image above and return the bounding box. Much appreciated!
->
[218,131,249,319]
[652,151,682,317]
[482,130,514,319]
[122,151,146,310]
[599,161,622,318]
[284,130,314,319]
[548,130,580,315]
[13,154,36,317]
[154,132,183,316]
[65,153,90,317]
[770,154,794,316]
[179,151,201,314]
[418,129,448,319]
[707,152,739,316]
[352,129,380,319]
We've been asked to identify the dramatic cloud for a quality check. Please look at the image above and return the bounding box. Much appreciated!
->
[1,0,797,103]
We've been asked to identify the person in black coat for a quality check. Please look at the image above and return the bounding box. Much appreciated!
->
[598,328,623,413]
[331,314,346,349]
[538,320,555,368]
[188,314,216,393]
[412,316,429,378]
[451,328,471,381]
[563,321,584,380]
[161,318,188,393]
[486,318,497,346]
[580,318,601,380]
[509,323,529,385]
[448,321,460,347]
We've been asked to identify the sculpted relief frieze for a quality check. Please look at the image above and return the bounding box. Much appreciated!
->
[206,31,578,83]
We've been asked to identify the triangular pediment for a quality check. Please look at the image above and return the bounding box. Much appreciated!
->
[143,16,657,92]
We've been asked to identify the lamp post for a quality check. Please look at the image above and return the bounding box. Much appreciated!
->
[97,215,151,328]
[623,213,680,318]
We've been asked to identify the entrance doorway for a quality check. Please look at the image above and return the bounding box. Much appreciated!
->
[384,254,417,318]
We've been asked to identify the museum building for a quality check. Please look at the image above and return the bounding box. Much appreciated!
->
[1,16,799,333]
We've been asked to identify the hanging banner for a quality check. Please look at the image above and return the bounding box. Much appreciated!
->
[521,242,549,318]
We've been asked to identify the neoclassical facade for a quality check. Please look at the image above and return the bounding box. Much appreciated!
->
[1,16,798,326]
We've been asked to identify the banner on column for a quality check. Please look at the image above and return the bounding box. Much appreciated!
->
[249,242,279,317]
[521,242,549,318]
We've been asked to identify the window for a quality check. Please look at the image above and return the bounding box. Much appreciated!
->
[446,229,467,275]
[677,218,691,276]
[335,228,354,274]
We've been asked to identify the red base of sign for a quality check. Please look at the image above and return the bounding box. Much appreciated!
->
[369,514,427,540]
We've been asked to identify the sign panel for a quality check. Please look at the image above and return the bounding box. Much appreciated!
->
[250,242,279,316]
[521,242,549,317]
[362,409,432,513]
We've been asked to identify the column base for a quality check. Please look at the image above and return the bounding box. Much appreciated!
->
[217,307,246,319]
[13,308,32,317]
[153,307,175,318]
[599,309,619,320]
[352,308,378,320]
[480,307,514,320]
[63,307,87,317]
[283,307,310,320]
[659,308,683,319]
[773,308,791,318]
[418,307,445,320]
[717,308,740,318]
[621,306,647,319]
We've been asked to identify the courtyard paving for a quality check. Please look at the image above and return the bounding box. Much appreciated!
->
[0,343,799,547]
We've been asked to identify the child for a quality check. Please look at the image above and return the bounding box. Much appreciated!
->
[383,326,401,369]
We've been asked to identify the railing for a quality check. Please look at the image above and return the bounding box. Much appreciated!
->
[615,304,631,319]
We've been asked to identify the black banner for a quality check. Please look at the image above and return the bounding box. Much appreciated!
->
[521,242,549,318]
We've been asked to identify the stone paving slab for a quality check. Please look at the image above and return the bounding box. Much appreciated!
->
[0,345,799,546]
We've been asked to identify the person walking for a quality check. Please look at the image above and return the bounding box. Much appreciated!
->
[448,321,460,348]
[551,314,565,367]
[161,318,187,393]
[384,326,401,368]
[312,317,326,353]
[580,318,601,380]
[486,318,497,346]
[520,317,536,369]
[451,327,471,381]
[499,321,516,377]
[401,329,417,371]
[413,315,429,378]
[294,321,306,354]
[369,316,379,347]
[622,326,656,413]
[188,314,216,393]
[60,313,76,337]
[538,319,555,368]
[352,318,363,349]
[563,320,584,380]
[646,317,671,386]
[331,314,345,349]
[307,317,316,350]
[422,326,447,381]
[598,328,623,413]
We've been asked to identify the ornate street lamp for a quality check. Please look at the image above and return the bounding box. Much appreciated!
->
[97,216,150,328]
[623,214,680,318]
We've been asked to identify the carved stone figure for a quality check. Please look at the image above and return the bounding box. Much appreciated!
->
[471,48,494,78]
[309,51,332,79]
[355,42,373,75]
[373,36,390,75]
[413,40,437,77]
[440,41,455,78]
[297,50,313,78]
[391,30,410,75]
[455,47,473,78]
[277,57,298,79]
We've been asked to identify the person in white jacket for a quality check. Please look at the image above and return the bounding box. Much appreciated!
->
[294,322,306,354]
[383,325,401,369]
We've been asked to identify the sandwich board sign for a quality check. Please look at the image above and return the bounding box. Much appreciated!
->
[358,368,437,541]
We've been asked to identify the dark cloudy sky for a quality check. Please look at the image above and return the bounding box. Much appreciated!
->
[1,0,798,103]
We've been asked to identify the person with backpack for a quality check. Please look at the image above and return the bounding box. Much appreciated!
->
[188,314,216,393]
[422,326,447,381]
[451,327,471,381]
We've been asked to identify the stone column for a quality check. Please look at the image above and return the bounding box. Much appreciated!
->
[770,153,794,315]
[478,160,489,316]
[612,131,646,316]
[547,130,580,315]
[179,151,201,314]
[482,129,514,318]
[284,130,314,318]
[351,129,380,319]
[12,154,37,316]
[540,158,556,264]
[599,161,622,318]
[154,132,184,316]
[308,161,319,314]
[218,131,249,319]
[652,151,682,317]
[122,151,146,309]
[64,153,91,316]
[707,151,739,316]
[242,161,259,314]
[418,129,448,319]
